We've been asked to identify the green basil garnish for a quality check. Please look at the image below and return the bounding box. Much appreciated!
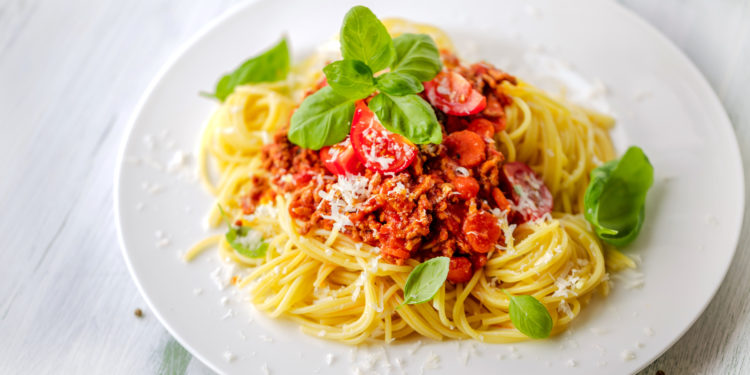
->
[368,93,442,144]
[287,86,356,150]
[400,257,450,306]
[390,33,442,82]
[375,72,424,96]
[218,205,268,258]
[322,60,376,99]
[210,38,290,101]
[339,6,395,73]
[288,6,444,149]
[584,146,654,246]
[505,291,553,339]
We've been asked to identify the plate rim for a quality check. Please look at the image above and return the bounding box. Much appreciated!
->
[113,1,746,374]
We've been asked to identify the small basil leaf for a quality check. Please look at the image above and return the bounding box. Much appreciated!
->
[217,205,267,258]
[390,33,442,82]
[212,38,290,101]
[376,72,424,96]
[506,292,553,339]
[225,226,268,258]
[584,146,654,246]
[323,60,376,99]
[368,93,442,144]
[288,86,356,150]
[339,6,395,72]
[402,257,450,305]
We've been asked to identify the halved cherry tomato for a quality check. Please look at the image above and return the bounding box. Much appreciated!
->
[502,162,553,222]
[447,257,473,283]
[350,101,417,174]
[463,211,501,253]
[467,118,495,139]
[443,130,486,168]
[319,138,363,175]
[424,71,486,116]
[453,176,479,200]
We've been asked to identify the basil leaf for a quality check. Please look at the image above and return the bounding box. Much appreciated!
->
[376,72,424,96]
[288,86,356,150]
[339,6,395,72]
[584,146,654,246]
[506,292,553,339]
[390,33,442,82]
[323,60,376,99]
[212,38,290,101]
[218,205,267,258]
[402,257,450,305]
[368,93,442,144]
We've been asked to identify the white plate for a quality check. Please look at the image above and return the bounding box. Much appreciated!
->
[115,0,744,374]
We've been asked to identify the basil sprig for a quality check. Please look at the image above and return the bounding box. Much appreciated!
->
[322,60,376,99]
[400,257,450,307]
[340,5,395,73]
[218,205,268,258]
[390,33,442,82]
[209,39,290,101]
[369,93,441,144]
[584,146,654,246]
[288,6,443,150]
[505,291,553,339]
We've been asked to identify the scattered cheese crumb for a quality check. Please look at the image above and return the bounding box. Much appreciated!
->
[260,363,270,375]
[644,327,654,336]
[621,350,636,361]
[566,359,577,367]
[223,351,235,362]
[325,353,335,366]
[420,352,440,374]
[193,288,203,295]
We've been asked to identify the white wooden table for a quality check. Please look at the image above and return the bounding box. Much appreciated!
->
[1,0,748,373]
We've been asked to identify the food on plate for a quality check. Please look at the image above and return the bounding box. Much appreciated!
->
[187,5,653,344]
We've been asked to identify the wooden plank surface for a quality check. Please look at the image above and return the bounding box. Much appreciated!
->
[0,0,748,374]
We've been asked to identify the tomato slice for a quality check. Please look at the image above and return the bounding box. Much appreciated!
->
[424,71,487,116]
[502,162,553,222]
[350,101,417,174]
[447,257,473,283]
[319,138,363,176]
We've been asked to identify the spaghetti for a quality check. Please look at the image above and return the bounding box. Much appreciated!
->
[188,20,634,344]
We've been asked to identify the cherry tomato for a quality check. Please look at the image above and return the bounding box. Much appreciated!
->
[502,162,553,222]
[443,130,486,168]
[319,138,363,175]
[463,211,501,253]
[350,101,417,174]
[453,176,479,200]
[447,257,473,283]
[424,71,486,116]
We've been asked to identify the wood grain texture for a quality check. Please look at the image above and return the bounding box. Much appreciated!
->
[0,0,748,374]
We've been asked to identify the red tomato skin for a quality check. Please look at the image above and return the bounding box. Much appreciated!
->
[453,176,480,200]
[447,257,473,283]
[350,101,417,174]
[424,72,487,116]
[463,211,501,253]
[502,162,554,222]
[319,140,363,176]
